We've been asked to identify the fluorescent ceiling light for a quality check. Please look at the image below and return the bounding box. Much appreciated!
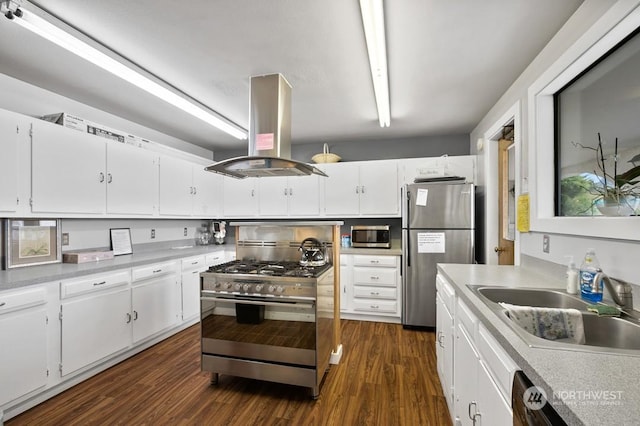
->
[8,6,247,140]
[359,0,390,127]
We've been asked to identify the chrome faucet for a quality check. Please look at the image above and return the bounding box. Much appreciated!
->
[593,272,634,310]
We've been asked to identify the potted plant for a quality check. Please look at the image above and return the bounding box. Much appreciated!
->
[571,133,640,216]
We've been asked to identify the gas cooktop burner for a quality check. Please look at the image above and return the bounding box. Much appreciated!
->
[207,260,331,278]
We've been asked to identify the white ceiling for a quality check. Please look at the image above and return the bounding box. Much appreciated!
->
[0,0,584,153]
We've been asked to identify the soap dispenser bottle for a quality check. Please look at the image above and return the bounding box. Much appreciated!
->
[565,256,579,295]
[579,248,602,302]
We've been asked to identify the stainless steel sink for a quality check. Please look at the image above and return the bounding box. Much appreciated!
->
[467,285,640,356]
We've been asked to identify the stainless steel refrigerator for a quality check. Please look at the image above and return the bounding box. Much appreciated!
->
[402,182,475,328]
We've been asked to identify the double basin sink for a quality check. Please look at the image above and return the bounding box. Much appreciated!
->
[467,286,640,356]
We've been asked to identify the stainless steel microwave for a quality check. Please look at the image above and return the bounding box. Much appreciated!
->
[351,225,391,248]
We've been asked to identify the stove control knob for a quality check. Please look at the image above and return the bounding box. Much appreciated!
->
[242,284,251,292]
[276,286,285,293]
[255,284,264,292]
[268,285,276,293]
[213,282,221,289]
[234,283,242,291]
[223,282,232,290]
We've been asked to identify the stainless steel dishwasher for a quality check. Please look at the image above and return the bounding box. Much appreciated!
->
[512,371,567,426]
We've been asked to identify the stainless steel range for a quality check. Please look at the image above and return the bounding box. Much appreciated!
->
[200,222,338,398]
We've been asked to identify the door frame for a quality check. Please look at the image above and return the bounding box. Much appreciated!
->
[482,102,521,265]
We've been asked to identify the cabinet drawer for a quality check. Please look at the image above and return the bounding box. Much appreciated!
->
[182,255,206,272]
[61,271,130,299]
[205,252,226,266]
[132,261,178,282]
[353,267,397,286]
[352,255,398,268]
[478,324,518,402]
[436,274,455,314]
[456,298,477,339]
[353,285,397,299]
[353,299,397,313]
[0,287,46,315]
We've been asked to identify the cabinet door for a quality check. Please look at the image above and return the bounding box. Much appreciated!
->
[132,275,180,343]
[193,165,223,217]
[359,161,399,215]
[60,287,131,376]
[322,163,359,215]
[0,307,47,406]
[454,323,479,426]
[339,255,352,312]
[31,120,106,214]
[477,360,512,426]
[258,176,289,216]
[106,141,158,215]
[288,174,321,216]
[181,270,201,321]
[436,293,455,411]
[0,110,19,213]
[222,177,258,217]
[159,156,193,215]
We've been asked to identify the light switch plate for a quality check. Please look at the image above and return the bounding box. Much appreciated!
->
[62,233,69,246]
[151,229,155,239]
[542,234,550,253]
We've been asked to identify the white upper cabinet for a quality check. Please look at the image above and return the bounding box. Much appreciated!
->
[322,160,399,217]
[0,109,21,213]
[106,140,159,215]
[258,175,321,217]
[222,177,258,217]
[159,155,193,216]
[31,119,106,214]
[193,166,223,217]
[159,156,222,217]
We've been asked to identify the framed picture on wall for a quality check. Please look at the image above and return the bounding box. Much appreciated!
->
[4,219,62,269]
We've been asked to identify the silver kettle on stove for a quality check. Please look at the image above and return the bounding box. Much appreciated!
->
[298,237,327,266]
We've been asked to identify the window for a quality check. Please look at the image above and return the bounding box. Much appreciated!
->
[554,27,640,217]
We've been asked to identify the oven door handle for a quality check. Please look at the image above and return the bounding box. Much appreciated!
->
[200,296,315,309]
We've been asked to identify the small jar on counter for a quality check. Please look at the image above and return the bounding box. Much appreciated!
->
[341,234,351,248]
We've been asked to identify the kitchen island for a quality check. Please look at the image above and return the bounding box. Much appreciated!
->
[437,263,640,426]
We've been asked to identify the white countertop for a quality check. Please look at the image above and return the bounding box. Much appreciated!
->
[437,263,640,426]
[0,243,231,291]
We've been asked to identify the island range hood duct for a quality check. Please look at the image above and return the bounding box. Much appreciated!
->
[205,74,327,179]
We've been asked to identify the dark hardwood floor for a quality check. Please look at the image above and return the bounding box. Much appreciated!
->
[7,320,451,425]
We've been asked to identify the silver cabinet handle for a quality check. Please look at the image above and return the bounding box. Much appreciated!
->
[189,186,194,194]
[468,401,479,422]
[107,173,113,183]
[93,281,107,286]
[192,270,199,274]
[356,186,360,194]
[0,302,6,307]
[370,291,380,296]
[361,185,365,193]
[370,260,380,264]
[99,172,105,183]
[438,332,445,348]
[153,269,162,274]
[133,310,138,321]
[370,305,379,309]
[251,189,255,197]
[126,313,132,323]
[193,186,197,195]
[289,188,293,196]
[370,276,380,280]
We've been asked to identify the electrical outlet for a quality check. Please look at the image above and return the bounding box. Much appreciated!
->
[542,234,550,253]
[62,233,69,246]
[183,227,188,237]
[151,229,155,239]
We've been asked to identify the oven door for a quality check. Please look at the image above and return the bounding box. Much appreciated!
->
[200,293,317,366]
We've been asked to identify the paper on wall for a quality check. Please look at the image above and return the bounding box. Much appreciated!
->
[417,232,445,253]
[416,188,428,206]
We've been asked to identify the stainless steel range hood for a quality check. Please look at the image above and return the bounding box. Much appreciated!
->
[205,74,327,179]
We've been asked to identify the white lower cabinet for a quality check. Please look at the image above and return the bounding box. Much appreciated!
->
[0,287,48,406]
[436,273,517,426]
[60,271,132,376]
[340,254,401,321]
[131,262,180,343]
[181,255,207,321]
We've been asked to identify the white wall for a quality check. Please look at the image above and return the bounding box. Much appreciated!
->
[471,0,640,285]
[0,73,213,160]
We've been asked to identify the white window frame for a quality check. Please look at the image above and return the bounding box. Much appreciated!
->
[528,2,640,241]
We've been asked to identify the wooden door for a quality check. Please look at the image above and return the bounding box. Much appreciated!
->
[496,138,515,265]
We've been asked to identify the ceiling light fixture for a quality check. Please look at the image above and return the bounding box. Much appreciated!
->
[2,1,247,140]
[359,0,390,127]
